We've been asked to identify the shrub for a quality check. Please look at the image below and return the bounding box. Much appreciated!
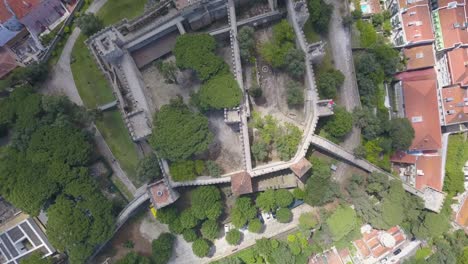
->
[276,208,292,223]
[201,220,219,240]
[248,85,263,98]
[192,239,211,257]
[248,219,263,233]
[298,212,317,230]
[205,160,222,177]
[275,189,293,208]
[168,218,184,234]
[286,81,304,107]
[226,229,242,245]
[292,188,305,200]
[152,233,175,264]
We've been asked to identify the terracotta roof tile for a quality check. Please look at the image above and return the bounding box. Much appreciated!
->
[401,5,434,44]
[0,1,13,23]
[456,196,468,227]
[6,0,40,19]
[290,157,312,178]
[398,0,428,9]
[438,5,468,49]
[390,151,418,164]
[231,171,253,196]
[403,44,435,70]
[441,84,468,124]
[355,239,371,257]
[415,155,443,191]
[148,179,179,209]
[0,47,17,79]
[447,47,468,87]
[354,226,407,260]
[398,69,442,151]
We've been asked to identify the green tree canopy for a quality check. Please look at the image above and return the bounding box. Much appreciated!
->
[276,208,292,223]
[174,34,228,81]
[190,186,223,220]
[325,205,358,242]
[194,74,242,111]
[150,98,213,161]
[260,20,295,68]
[389,118,415,151]
[116,252,152,264]
[231,197,257,228]
[308,0,332,33]
[275,123,302,160]
[136,153,161,185]
[152,233,175,264]
[304,158,340,206]
[256,189,276,212]
[192,239,211,257]
[274,189,293,208]
[238,26,256,61]
[76,14,103,36]
[286,81,304,107]
[20,252,52,264]
[201,219,219,240]
[323,106,353,141]
[182,229,198,242]
[226,229,242,245]
[248,218,263,233]
[180,209,199,229]
[317,69,345,99]
[284,48,305,79]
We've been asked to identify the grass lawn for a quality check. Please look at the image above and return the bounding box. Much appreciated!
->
[111,175,134,201]
[96,110,140,183]
[71,33,115,108]
[97,0,147,26]
[303,18,321,43]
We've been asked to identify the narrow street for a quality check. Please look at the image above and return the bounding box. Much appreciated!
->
[325,0,362,183]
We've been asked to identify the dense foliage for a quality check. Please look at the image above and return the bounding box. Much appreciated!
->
[322,106,353,142]
[388,118,415,150]
[286,81,304,107]
[152,233,175,264]
[444,134,467,195]
[174,34,228,81]
[304,158,340,206]
[169,160,205,181]
[317,69,345,99]
[135,153,161,185]
[193,74,242,111]
[308,0,332,33]
[226,229,242,245]
[76,14,103,36]
[193,239,211,257]
[231,197,257,228]
[115,252,152,264]
[238,26,256,61]
[20,252,52,264]
[276,208,292,223]
[0,88,114,263]
[150,98,213,161]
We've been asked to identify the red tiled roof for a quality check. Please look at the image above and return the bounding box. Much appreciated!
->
[231,171,253,196]
[355,239,371,257]
[0,47,17,79]
[438,5,468,49]
[354,226,407,260]
[6,0,40,19]
[398,69,442,151]
[447,47,468,87]
[290,157,312,178]
[403,44,435,70]
[438,0,464,6]
[415,155,443,191]
[148,179,178,209]
[390,151,417,164]
[441,84,468,124]
[401,5,434,44]
[398,0,428,9]
[0,1,13,23]
[456,196,468,227]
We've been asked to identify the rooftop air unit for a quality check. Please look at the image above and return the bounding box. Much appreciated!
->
[448,1,457,9]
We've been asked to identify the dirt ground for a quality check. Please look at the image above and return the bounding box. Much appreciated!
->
[95,211,170,263]
[195,111,244,174]
[250,27,306,128]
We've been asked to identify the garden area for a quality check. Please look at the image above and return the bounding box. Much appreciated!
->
[444,133,468,196]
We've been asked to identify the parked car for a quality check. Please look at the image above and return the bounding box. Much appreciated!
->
[393,249,402,255]
[224,224,231,233]
[261,211,271,222]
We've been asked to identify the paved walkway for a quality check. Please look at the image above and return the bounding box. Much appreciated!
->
[325,0,361,183]
[40,0,137,196]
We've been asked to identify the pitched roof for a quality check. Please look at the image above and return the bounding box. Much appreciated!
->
[148,179,179,209]
[5,0,40,19]
[354,226,406,260]
[290,157,312,179]
[403,44,435,70]
[399,69,442,151]
[0,0,13,23]
[456,195,468,227]
[401,5,434,44]
[231,171,253,196]
[441,84,468,124]
[390,151,418,164]
[0,47,17,79]
[437,5,468,49]
[415,155,443,191]
[398,0,428,9]
[447,47,468,87]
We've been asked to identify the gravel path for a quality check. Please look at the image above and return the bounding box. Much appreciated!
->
[40,0,138,195]
[325,0,362,183]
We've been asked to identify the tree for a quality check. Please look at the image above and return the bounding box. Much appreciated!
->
[252,140,269,162]
[275,123,302,160]
[152,233,175,264]
[366,172,390,198]
[304,158,340,206]
[248,218,263,233]
[205,160,222,177]
[116,252,152,264]
[192,239,211,257]
[136,153,161,185]
[226,229,242,245]
[256,189,276,212]
[155,60,179,84]
[285,48,305,79]
[276,208,293,223]
[194,74,242,111]
[260,20,295,68]
[270,243,295,264]
[238,26,255,61]
[183,229,198,242]
[308,0,332,33]
[174,34,228,81]
[323,106,353,141]
[317,69,345,99]
[201,220,219,240]
[20,252,52,264]
[286,81,304,107]
[299,212,317,230]
[292,188,305,200]
[326,205,357,242]
[231,197,257,228]
[157,206,178,224]
[248,85,263,99]
[76,14,103,36]
[150,98,213,161]
[180,209,199,229]
[169,160,196,181]
[191,186,223,221]
[389,118,415,151]
[275,189,293,208]
[352,107,384,140]
[168,218,184,234]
